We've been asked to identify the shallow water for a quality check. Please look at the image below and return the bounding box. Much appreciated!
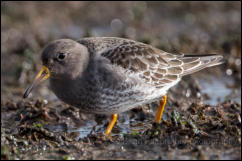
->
[68,121,96,140]
[71,114,153,139]
[199,75,241,105]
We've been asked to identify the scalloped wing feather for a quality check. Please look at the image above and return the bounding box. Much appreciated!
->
[78,37,223,89]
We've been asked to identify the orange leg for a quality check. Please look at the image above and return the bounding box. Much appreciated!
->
[105,114,118,135]
[155,95,167,123]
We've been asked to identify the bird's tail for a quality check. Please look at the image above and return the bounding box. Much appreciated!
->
[180,54,224,76]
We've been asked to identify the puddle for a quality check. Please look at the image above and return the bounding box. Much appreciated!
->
[199,75,241,105]
[67,113,154,139]
[68,121,97,140]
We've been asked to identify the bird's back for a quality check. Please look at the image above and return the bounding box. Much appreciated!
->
[78,37,223,88]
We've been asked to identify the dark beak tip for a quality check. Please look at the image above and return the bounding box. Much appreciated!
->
[23,93,28,99]
[23,84,34,99]
[22,65,50,99]
[23,90,29,99]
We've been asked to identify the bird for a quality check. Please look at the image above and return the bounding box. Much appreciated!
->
[23,37,223,135]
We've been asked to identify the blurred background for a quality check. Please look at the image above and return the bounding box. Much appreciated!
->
[1,2,241,160]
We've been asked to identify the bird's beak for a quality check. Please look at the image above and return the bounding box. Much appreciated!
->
[23,66,50,98]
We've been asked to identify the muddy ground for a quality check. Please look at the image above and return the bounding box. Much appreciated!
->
[1,2,241,160]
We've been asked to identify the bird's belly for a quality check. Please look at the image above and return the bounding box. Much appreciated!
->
[51,77,175,115]
[70,85,165,114]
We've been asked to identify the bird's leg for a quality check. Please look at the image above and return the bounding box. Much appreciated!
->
[105,114,118,135]
[155,95,167,123]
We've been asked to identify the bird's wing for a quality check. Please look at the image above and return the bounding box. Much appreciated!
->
[78,37,223,88]
[179,54,223,76]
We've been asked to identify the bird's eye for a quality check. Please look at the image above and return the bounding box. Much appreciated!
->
[57,53,66,61]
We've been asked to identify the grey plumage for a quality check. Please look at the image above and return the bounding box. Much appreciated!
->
[33,37,223,114]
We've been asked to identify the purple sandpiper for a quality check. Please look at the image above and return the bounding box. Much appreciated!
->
[23,37,223,135]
